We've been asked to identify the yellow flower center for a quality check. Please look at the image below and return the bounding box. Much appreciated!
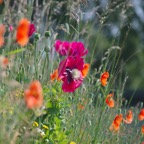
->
[71,69,81,80]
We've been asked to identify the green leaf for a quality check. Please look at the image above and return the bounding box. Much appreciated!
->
[46,101,53,108]
[6,48,26,55]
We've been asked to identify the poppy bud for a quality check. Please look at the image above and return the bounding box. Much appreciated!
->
[45,31,51,38]
[34,33,40,41]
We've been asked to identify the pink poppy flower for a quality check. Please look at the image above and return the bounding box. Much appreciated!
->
[69,41,88,57]
[54,40,70,56]
[58,56,84,92]
[28,23,36,37]
[54,40,88,57]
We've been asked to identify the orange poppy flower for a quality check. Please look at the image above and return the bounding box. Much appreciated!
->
[0,56,9,69]
[123,110,133,124]
[24,80,43,109]
[138,109,144,121]
[110,114,123,131]
[141,125,144,134]
[78,104,85,110]
[81,63,90,78]
[105,93,114,108]
[50,69,61,81]
[0,24,5,47]
[16,18,30,46]
[100,71,109,86]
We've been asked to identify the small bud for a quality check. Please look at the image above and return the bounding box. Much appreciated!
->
[34,33,40,40]
[45,31,51,38]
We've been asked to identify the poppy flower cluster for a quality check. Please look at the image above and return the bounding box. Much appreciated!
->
[109,106,133,131]
[0,18,36,47]
[109,111,133,132]
[54,40,89,92]
[16,18,36,46]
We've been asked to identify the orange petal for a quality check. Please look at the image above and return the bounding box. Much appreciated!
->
[138,109,144,121]
[3,57,9,65]
[114,114,123,125]
[110,122,120,131]
[105,93,114,108]
[50,69,61,81]
[24,80,43,109]
[81,63,90,78]
[142,125,144,134]
[16,18,30,46]
[78,104,85,110]
[100,71,109,86]
[110,114,123,132]
[0,56,9,68]
[0,24,5,47]
[124,110,133,124]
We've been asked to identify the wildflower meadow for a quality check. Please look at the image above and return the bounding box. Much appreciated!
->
[0,0,144,144]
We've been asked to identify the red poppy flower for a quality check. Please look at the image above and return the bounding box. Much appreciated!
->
[58,56,84,92]
[24,81,43,109]
[81,63,90,78]
[110,114,123,131]
[50,69,61,81]
[123,110,133,124]
[16,18,30,46]
[138,109,144,121]
[105,93,115,108]
[100,71,109,86]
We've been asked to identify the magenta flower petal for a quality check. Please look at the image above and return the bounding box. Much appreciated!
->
[9,25,14,32]
[62,76,83,92]
[28,23,36,37]
[58,56,84,92]
[55,40,62,51]
[54,40,70,56]
[58,57,84,77]
[54,40,88,57]
[70,42,88,57]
